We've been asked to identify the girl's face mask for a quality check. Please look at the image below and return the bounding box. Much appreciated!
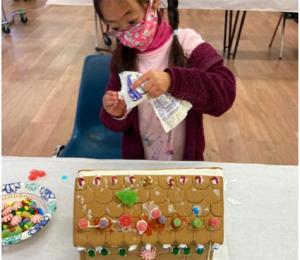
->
[115,1,158,51]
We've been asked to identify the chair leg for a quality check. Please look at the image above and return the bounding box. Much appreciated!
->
[94,10,101,51]
[269,13,283,48]
[279,13,287,59]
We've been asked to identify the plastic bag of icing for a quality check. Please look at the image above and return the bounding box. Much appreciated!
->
[151,94,192,133]
[119,71,192,133]
[119,71,148,110]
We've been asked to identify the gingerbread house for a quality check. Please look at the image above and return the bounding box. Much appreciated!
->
[73,168,224,259]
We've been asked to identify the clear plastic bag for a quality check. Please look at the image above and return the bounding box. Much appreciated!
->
[119,71,192,132]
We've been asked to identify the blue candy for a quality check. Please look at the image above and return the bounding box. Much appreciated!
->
[37,208,44,215]
[192,206,200,216]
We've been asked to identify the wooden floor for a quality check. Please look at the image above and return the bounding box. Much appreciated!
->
[2,1,298,165]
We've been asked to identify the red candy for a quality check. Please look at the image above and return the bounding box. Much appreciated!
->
[119,214,133,228]
[78,218,89,230]
[208,217,220,229]
[28,169,46,181]
[150,208,161,219]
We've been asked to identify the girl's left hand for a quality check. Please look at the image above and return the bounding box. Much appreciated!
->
[132,71,171,98]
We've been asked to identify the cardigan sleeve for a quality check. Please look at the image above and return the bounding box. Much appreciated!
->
[99,72,133,132]
[165,42,236,117]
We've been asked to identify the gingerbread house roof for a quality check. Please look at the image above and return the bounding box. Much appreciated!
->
[73,168,223,259]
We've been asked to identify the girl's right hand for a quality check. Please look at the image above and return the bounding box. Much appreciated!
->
[103,91,126,118]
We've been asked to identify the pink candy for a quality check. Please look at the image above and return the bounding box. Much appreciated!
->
[10,216,22,226]
[136,220,148,234]
[12,201,23,211]
[150,208,161,219]
[31,214,43,224]
[78,218,89,230]
[2,207,12,216]
[2,213,13,223]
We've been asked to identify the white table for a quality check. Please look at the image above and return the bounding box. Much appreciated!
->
[46,0,298,12]
[2,157,298,260]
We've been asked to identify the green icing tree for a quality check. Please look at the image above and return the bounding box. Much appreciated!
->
[115,188,139,207]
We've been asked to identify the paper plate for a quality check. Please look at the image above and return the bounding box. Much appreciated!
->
[2,182,57,246]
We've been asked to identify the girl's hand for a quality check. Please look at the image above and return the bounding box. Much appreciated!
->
[103,91,126,118]
[132,71,171,98]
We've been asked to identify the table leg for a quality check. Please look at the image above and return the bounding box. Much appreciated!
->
[232,11,247,59]
[269,13,283,48]
[228,11,240,59]
[223,10,228,55]
[227,10,233,59]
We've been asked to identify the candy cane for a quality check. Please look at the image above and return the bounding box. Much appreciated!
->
[77,177,85,188]
[195,176,204,184]
[111,176,118,185]
[167,176,175,187]
[211,177,219,185]
[126,175,136,185]
[93,176,101,185]
[179,176,187,185]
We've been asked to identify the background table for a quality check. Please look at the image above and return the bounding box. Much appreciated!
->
[2,157,298,260]
[46,0,297,12]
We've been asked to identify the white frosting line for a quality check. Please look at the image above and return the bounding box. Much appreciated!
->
[79,168,223,177]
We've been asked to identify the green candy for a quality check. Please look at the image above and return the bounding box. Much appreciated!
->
[197,247,204,255]
[87,249,96,257]
[115,188,139,207]
[183,247,190,255]
[172,247,179,255]
[28,208,35,215]
[14,230,22,235]
[2,230,11,238]
[118,248,126,256]
[15,226,22,233]
[101,248,109,256]
[24,222,33,230]
[172,218,182,228]
[192,218,203,229]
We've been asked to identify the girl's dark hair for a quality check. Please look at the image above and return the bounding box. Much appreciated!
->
[93,0,186,73]
[167,0,187,67]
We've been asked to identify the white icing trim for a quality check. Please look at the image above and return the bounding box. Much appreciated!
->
[79,168,223,177]
[128,245,138,251]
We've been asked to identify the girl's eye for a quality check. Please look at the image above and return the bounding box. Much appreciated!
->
[112,27,119,31]
[129,20,138,25]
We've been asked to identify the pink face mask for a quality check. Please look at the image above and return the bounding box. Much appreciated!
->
[115,1,158,51]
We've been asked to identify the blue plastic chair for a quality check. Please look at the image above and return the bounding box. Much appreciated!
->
[58,55,122,159]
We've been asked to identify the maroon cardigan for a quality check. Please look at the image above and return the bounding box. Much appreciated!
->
[100,42,236,160]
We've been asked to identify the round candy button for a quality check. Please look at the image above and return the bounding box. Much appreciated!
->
[119,214,133,228]
[192,218,203,229]
[150,208,161,219]
[208,217,220,229]
[78,218,89,230]
[136,220,148,234]
[172,217,182,228]
[98,217,109,229]
[158,215,167,225]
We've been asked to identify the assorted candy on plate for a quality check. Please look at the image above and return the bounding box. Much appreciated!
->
[2,198,44,239]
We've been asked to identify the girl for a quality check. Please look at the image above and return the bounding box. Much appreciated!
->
[94,0,236,160]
